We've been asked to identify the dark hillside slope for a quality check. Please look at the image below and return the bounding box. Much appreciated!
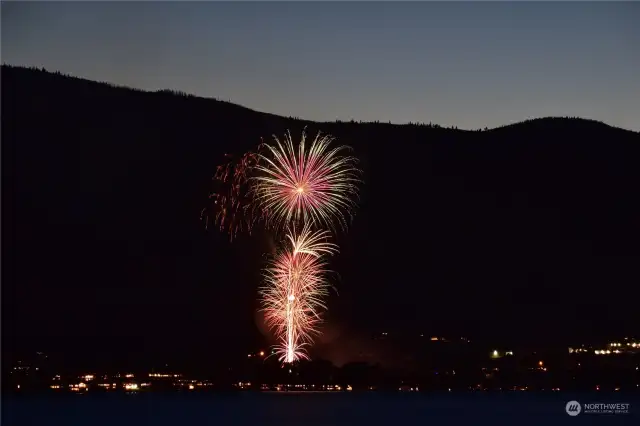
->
[2,65,639,363]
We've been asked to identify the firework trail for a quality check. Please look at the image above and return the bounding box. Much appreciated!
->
[254,130,361,232]
[201,149,263,240]
[260,224,338,363]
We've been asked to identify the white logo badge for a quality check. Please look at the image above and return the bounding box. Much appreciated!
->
[566,400,582,416]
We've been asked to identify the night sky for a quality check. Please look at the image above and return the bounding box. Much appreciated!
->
[2,1,638,131]
[2,2,640,368]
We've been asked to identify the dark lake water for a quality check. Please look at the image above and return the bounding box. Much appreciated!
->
[3,393,638,425]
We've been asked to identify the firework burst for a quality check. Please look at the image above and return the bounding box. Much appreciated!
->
[201,150,263,240]
[260,224,338,363]
[253,130,361,232]
[204,130,361,364]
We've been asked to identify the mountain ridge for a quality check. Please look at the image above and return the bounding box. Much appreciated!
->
[2,64,635,134]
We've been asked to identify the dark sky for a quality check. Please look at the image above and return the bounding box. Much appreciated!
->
[2,1,638,131]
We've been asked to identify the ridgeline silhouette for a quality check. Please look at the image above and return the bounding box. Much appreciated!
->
[2,64,640,369]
